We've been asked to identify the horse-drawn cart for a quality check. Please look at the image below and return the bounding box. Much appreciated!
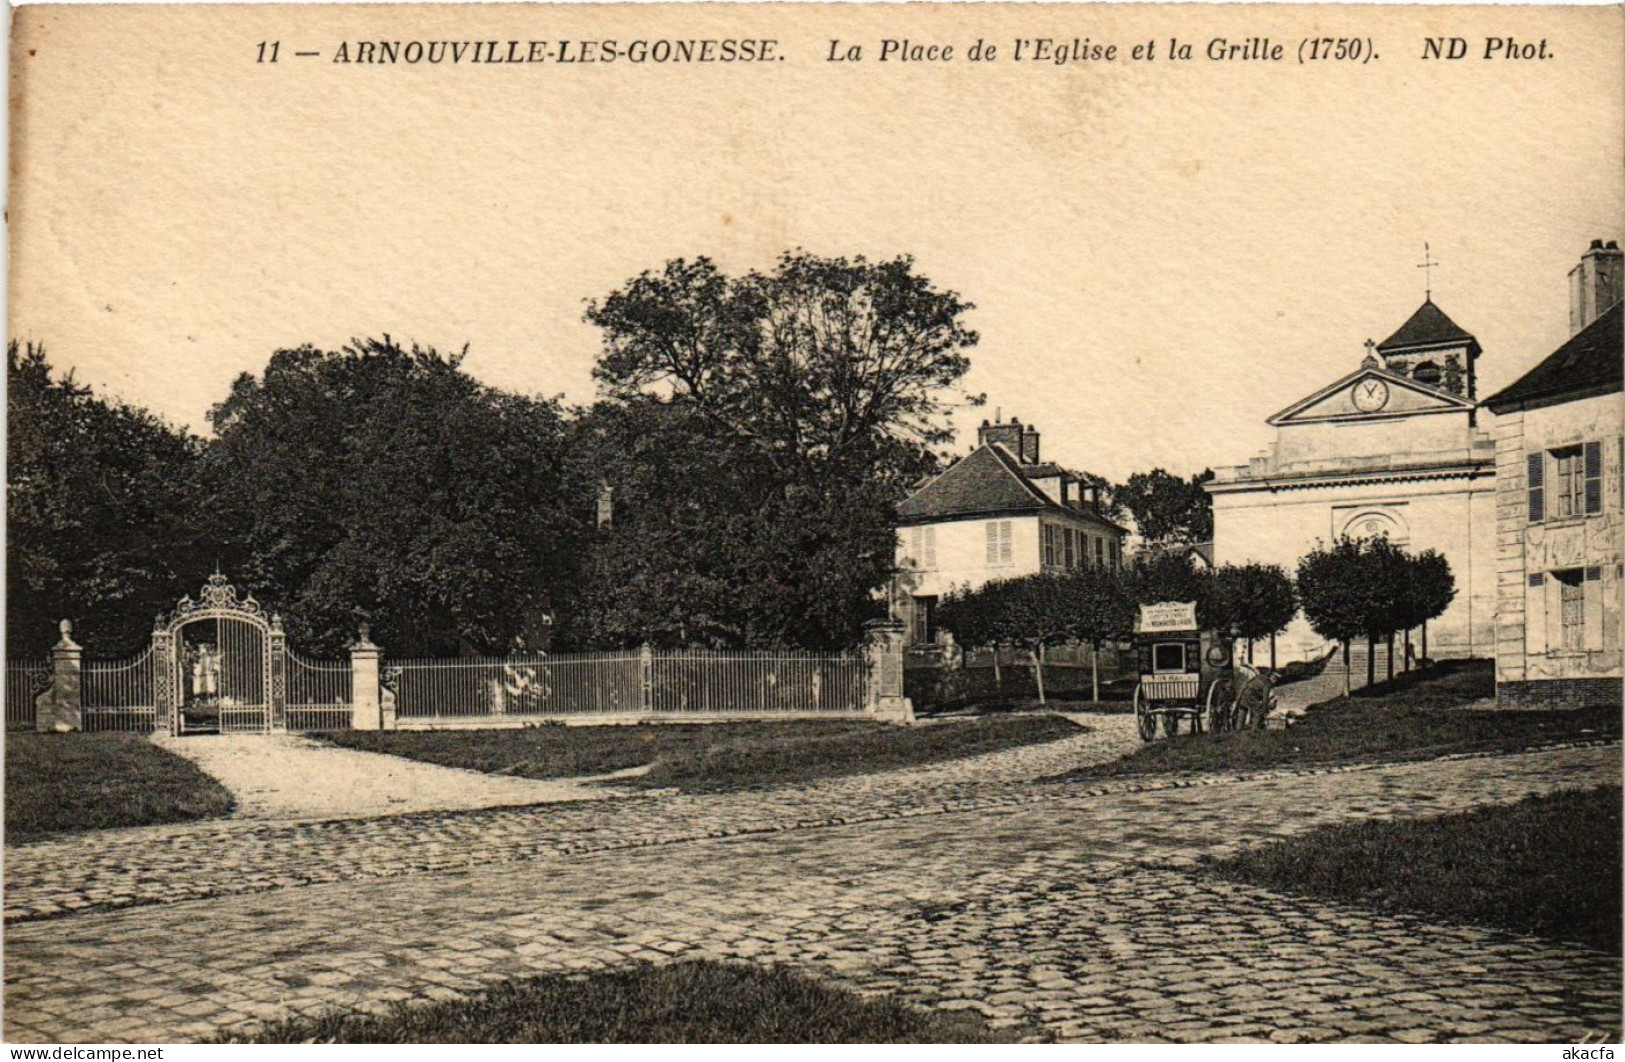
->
[1132,602,1228,741]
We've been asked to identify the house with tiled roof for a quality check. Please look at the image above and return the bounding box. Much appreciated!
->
[1482,240,1623,708]
[1208,278,1499,667]
[892,416,1126,644]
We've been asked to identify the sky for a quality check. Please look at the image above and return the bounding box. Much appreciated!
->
[9,4,1623,483]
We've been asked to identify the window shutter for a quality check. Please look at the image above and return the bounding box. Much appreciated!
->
[1000,521,1013,564]
[986,521,998,565]
[1526,452,1544,523]
[1584,441,1603,515]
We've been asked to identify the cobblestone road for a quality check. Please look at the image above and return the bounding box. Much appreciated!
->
[5,726,1619,1044]
[4,717,1141,922]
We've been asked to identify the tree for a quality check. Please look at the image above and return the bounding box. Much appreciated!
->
[558,398,893,650]
[1210,563,1298,669]
[937,580,1014,691]
[1060,567,1137,701]
[578,251,980,649]
[938,571,1133,705]
[194,338,579,656]
[1296,537,1377,696]
[1116,468,1215,547]
[1399,548,1457,666]
[937,575,1070,704]
[1297,536,1444,691]
[587,251,980,487]
[7,342,202,657]
[1126,550,1218,627]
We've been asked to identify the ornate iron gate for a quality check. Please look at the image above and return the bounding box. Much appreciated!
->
[152,573,292,735]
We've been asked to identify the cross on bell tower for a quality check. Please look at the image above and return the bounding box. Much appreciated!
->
[1417,242,1440,300]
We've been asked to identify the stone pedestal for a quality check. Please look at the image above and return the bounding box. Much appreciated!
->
[864,618,915,725]
[37,620,83,733]
[350,627,382,731]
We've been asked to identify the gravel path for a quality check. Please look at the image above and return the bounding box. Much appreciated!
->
[151,732,628,821]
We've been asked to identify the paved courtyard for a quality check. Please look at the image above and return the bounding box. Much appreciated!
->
[4,718,1619,1044]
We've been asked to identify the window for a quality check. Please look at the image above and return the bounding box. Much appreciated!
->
[1151,642,1187,674]
[907,526,936,570]
[1063,528,1076,570]
[1413,361,1441,386]
[910,595,938,645]
[1553,446,1584,519]
[1556,569,1585,651]
[1041,525,1057,568]
[1585,440,1603,515]
[985,520,1012,566]
[1095,537,1106,569]
[1527,451,1544,522]
[1539,442,1604,521]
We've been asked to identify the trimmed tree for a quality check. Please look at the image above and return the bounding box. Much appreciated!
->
[1060,567,1137,702]
[1401,548,1457,667]
[1211,563,1299,669]
[937,580,1012,691]
[1296,537,1376,696]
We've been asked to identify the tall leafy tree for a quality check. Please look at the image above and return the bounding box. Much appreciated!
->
[578,251,980,649]
[1116,468,1215,547]
[7,342,202,657]
[195,338,578,656]
[559,398,894,650]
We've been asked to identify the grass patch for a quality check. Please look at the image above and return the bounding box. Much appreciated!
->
[5,732,234,843]
[217,961,1016,1043]
[1047,660,1619,784]
[318,715,1082,794]
[627,714,1080,793]
[1206,786,1623,954]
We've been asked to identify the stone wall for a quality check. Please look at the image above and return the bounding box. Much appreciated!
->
[1496,677,1621,710]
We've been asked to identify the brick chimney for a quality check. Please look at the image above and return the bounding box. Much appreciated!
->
[1569,239,1623,334]
[977,415,1029,459]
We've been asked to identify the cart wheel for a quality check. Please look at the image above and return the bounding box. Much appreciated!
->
[1206,678,1235,733]
[1134,685,1156,742]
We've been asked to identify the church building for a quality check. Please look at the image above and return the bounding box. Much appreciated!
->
[1208,284,1498,663]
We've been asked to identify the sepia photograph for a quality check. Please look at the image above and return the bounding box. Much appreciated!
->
[4,0,1622,1047]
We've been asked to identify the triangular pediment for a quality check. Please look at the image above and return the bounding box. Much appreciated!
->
[1267,365,1475,426]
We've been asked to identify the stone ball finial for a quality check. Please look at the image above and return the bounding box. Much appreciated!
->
[59,619,72,639]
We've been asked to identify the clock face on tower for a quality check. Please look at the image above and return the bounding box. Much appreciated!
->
[1353,377,1390,413]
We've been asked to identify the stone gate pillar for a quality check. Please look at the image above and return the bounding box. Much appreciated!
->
[350,625,383,731]
[37,620,83,733]
[863,618,914,725]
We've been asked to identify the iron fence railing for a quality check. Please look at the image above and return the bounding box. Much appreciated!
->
[389,648,868,720]
[285,651,354,731]
[649,649,866,714]
[6,660,49,729]
[82,649,158,733]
